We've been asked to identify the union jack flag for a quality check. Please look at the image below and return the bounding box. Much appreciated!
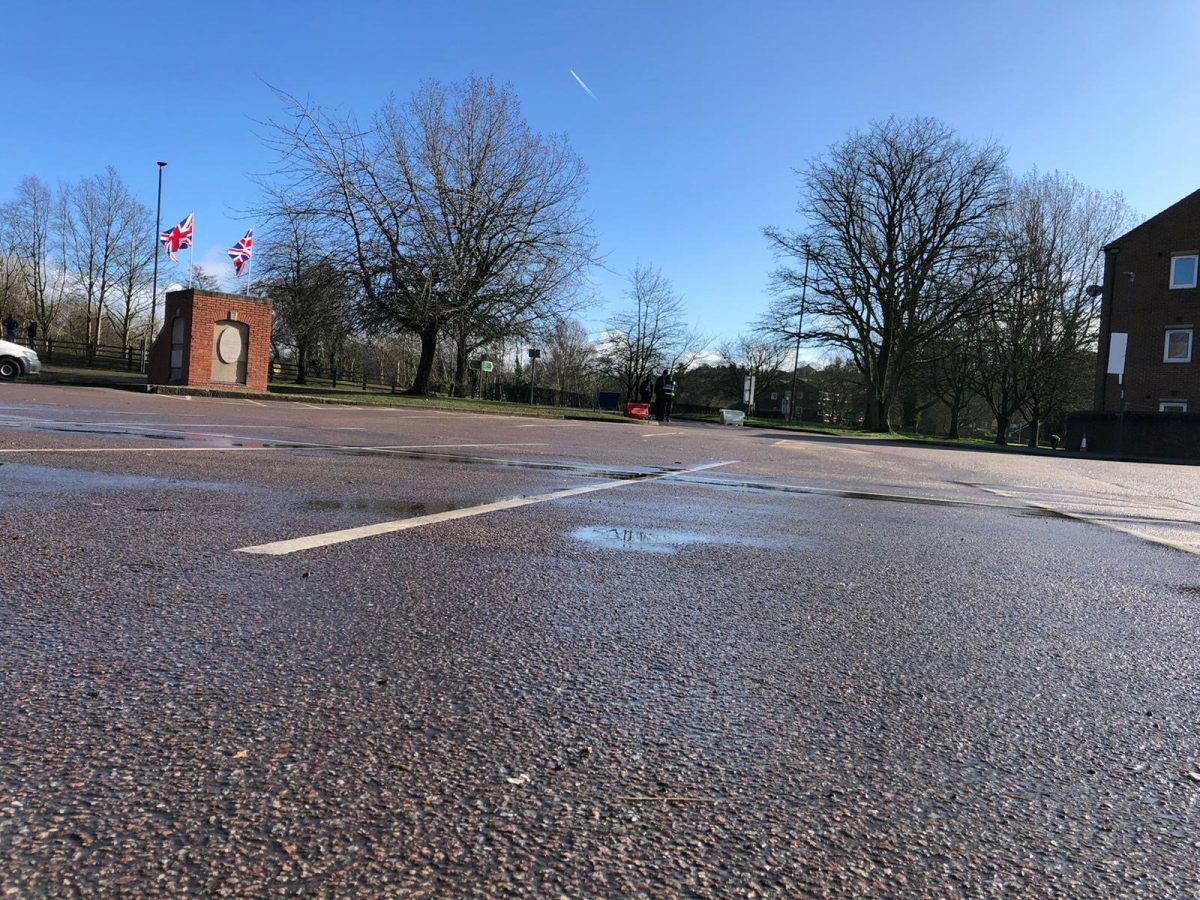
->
[228,228,253,277]
[160,213,193,262]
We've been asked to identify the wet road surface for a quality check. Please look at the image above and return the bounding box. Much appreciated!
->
[1,383,1198,896]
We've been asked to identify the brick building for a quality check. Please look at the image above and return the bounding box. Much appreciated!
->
[148,289,274,392]
[1095,188,1200,414]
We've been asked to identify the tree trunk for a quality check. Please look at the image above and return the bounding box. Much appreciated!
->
[993,413,1010,446]
[407,324,439,395]
[452,334,470,398]
[901,388,918,432]
[946,405,961,440]
[295,338,308,385]
[864,391,891,432]
[1026,410,1040,449]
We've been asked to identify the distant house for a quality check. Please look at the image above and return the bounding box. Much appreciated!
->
[755,377,821,420]
[1096,188,1200,414]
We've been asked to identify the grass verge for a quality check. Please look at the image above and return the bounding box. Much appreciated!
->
[32,364,632,423]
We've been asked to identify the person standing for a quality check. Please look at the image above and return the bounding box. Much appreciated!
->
[639,376,653,405]
[654,368,676,423]
[25,321,37,347]
[2,315,16,342]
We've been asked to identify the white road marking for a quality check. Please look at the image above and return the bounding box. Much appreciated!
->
[642,431,682,437]
[514,422,581,428]
[367,442,549,450]
[772,439,866,454]
[978,487,1200,557]
[244,398,267,407]
[235,460,737,556]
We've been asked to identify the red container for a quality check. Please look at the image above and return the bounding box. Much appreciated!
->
[624,402,651,420]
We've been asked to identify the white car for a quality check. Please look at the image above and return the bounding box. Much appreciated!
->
[0,339,41,380]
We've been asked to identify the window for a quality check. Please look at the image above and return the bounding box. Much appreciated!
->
[1159,401,1188,413]
[1164,328,1193,362]
[1170,254,1198,289]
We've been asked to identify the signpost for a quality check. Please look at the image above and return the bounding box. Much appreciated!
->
[743,375,756,414]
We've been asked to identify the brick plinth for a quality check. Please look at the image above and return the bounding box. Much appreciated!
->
[148,289,274,392]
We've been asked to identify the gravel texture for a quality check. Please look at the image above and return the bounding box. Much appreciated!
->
[1,383,1198,896]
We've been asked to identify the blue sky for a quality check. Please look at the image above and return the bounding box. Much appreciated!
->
[2,0,1198,351]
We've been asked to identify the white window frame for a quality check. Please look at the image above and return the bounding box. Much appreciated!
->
[1164,328,1193,363]
[1170,254,1198,290]
[1159,401,1188,413]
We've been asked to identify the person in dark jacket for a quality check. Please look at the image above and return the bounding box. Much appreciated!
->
[25,321,37,346]
[654,369,676,423]
[2,315,16,342]
[639,377,653,405]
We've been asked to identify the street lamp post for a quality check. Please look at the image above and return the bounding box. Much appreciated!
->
[145,161,167,372]
[786,245,811,423]
[527,347,542,405]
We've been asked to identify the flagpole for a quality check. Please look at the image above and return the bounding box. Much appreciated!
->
[146,161,166,373]
[188,221,194,288]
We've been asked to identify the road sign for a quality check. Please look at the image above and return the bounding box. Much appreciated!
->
[1107,333,1128,376]
[481,361,494,373]
[742,375,756,404]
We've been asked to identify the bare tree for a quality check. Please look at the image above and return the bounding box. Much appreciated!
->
[926,325,976,439]
[601,263,706,400]
[258,213,352,384]
[261,76,595,395]
[538,318,597,397]
[974,171,1134,445]
[0,207,29,323]
[719,333,790,403]
[766,117,1007,431]
[1011,172,1134,445]
[60,167,148,353]
[107,206,156,349]
[6,177,63,336]
[187,265,220,291]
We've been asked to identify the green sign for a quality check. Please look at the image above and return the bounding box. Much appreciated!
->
[481,360,494,373]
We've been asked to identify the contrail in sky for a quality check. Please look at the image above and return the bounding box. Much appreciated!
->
[570,70,598,101]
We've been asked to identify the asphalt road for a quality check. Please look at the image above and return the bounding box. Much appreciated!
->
[1,383,1198,897]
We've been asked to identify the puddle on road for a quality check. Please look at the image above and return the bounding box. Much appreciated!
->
[0,462,232,510]
[300,498,461,518]
[571,526,768,555]
[4,417,679,481]
[674,475,1038,513]
[296,446,665,480]
[0,420,269,448]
